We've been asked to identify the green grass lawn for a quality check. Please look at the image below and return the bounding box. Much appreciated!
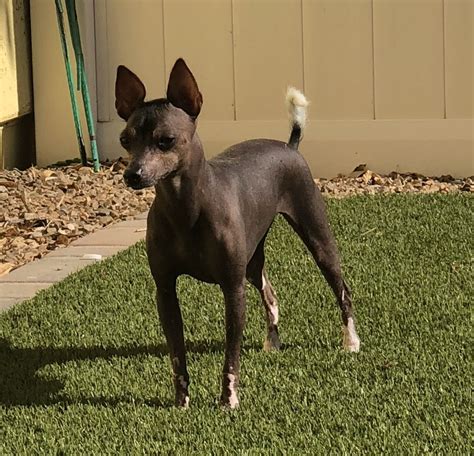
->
[0,194,472,454]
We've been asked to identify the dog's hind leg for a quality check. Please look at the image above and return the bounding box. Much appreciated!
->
[246,239,281,351]
[282,190,360,352]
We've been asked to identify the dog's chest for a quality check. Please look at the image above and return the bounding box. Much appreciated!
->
[173,238,220,284]
[149,218,222,284]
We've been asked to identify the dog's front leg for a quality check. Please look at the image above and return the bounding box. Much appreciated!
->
[156,280,189,407]
[220,282,246,409]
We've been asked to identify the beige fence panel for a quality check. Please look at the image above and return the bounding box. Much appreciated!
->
[373,0,445,119]
[29,0,473,176]
[96,0,165,122]
[232,0,303,120]
[303,0,374,120]
[444,0,473,118]
[163,0,234,121]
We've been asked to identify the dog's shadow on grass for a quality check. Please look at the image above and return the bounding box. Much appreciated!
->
[0,338,267,408]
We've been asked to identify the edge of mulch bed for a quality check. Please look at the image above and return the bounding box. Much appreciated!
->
[1,159,472,275]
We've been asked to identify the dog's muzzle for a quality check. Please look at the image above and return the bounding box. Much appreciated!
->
[123,167,148,189]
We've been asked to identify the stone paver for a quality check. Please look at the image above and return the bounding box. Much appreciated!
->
[47,245,126,258]
[72,227,146,246]
[0,298,21,311]
[0,213,148,313]
[1,282,51,297]
[3,257,98,283]
[112,219,147,227]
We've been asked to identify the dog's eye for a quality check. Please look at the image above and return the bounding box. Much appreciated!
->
[157,136,175,151]
[120,135,130,149]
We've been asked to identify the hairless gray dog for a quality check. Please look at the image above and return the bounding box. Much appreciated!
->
[115,58,360,409]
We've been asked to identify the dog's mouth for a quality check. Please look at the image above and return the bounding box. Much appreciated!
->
[124,170,175,190]
[123,173,154,190]
[126,181,152,190]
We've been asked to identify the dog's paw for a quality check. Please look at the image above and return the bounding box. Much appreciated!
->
[175,394,190,408]
[220,374,239,409]
[342,318,360,353]
[263,329,281,351]
[174,374,190,407]
[343,337,360,353]
[263,337,281,352]
[220,397,239,410]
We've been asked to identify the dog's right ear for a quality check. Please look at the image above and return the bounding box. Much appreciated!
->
[115,65,146,121]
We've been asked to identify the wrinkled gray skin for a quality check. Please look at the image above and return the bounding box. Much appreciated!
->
[115,59,357,408]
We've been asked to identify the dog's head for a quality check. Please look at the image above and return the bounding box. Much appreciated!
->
[115,59,202,189]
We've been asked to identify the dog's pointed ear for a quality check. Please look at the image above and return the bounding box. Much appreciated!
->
[166,58,202,118]
[115,65,146,121]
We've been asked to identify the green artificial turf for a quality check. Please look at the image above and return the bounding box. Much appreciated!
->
[0,194,472,454]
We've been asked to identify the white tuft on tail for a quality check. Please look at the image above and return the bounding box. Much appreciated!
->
[286,86,309,130]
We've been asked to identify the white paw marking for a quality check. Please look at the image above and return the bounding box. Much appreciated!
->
[261,273,267,290]
[226,374,239,409]
[183,396,190,408]
[343,317,360,353]
[268,304,279,326]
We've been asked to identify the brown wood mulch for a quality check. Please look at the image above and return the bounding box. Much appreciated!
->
[0,160,472,275]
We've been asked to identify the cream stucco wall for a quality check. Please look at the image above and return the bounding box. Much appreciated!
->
[0,0,34,168]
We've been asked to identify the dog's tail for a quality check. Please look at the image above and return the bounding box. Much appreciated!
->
[286,87,309,149]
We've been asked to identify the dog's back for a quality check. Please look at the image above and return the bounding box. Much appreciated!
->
[206,85,315,229]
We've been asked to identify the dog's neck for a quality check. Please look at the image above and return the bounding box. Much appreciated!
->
[154,133,208,226]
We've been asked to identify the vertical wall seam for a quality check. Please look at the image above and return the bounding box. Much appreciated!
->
[104,0,110,121]
[442,0,447,119]
[92,0,100,121]
[98,0,110,122]
[230,0,237,121]
[300,0,305,94]
[371,0,376,120]
[162,0,167,84]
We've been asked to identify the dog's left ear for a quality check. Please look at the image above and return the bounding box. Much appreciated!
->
[167,58,203,119]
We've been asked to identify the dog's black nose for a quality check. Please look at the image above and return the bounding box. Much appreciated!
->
[123,168,143,188]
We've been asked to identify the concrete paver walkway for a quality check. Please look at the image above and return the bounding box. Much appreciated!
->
[0,212,148,312]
